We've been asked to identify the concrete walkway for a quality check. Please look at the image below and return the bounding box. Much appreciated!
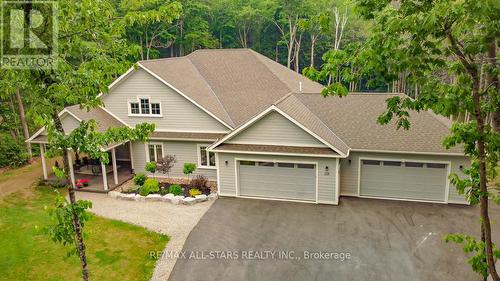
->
[169,197,500,281]
[75,192,213,280]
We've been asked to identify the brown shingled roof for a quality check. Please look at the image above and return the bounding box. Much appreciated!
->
[66,105,125,132]
[294,93,462,154]
[213,143,339,156]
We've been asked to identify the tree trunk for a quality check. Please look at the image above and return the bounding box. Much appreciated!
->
[487,42,500,132]
[52,112,89,281]
[472,79,500,281]
[14,88,32,157]
[179,19,184,56]
[310,35,316,67]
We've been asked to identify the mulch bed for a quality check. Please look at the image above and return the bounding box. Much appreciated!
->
[159,182,210,197]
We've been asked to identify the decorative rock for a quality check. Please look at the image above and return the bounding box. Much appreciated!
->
[163,193,175,198]
[182,197,196,205]
[194,194,207,202]
[208,193,218,201]
[122,193,137,201]
[135,194,146,201]
[174,195,185,201]
[171,197,181,205]
[108,191,121,198]
[146,194,163,201]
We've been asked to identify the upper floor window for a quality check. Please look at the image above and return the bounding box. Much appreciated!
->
[129,97,161,116]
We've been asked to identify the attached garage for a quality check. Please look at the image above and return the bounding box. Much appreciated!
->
[237,160,317,202]
[359,159,449,202]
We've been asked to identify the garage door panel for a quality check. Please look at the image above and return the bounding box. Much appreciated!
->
[360,161,447,202]
[239,162,316,201]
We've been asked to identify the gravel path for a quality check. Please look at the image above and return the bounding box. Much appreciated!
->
[75,191,214,281]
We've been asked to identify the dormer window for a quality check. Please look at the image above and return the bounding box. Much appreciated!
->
[129,97,161,116]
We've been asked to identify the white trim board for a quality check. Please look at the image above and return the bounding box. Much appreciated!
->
[212,149,341,158]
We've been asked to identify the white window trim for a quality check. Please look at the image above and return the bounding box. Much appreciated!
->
[146,142,164,162]
[128,97,163,117]
[197,144,216,169]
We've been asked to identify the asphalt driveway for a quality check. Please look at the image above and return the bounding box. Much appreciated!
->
[169,197,500,281]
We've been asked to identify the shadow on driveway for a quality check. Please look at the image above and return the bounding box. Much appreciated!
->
[169,197,499,281]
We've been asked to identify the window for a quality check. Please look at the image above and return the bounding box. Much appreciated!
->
[130,102,140,114]
[151,103,161,115]
[278,163,295,168]
[198,145,215,167]
[297,163,315,169]
[140,98,150,114]
[383,161,401,167]
[240,161,255,166]
[362,160,381,166]
[130,98,161,115]
[148,144,163,162]
[426,163,446,169]
[258,162,274,167]
[405,162,424,168]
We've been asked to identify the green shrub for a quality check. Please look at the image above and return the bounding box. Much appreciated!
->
[168,184,183,196]
[189,188,201,197]
[0,134,30,168]
[183,163,196,180]
[139,178,160,196]
[145,162,157,177]
[133,173,147,186]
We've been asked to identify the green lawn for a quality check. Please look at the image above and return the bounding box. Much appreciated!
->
[0,187,168,281]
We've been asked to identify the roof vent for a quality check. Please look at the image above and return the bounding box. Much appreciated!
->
[299,81,303,92]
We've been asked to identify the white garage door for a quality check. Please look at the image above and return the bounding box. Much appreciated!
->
[360,160,448,202]
[238,160,316,201]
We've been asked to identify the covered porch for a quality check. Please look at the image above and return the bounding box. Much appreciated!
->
[38,141,135,192]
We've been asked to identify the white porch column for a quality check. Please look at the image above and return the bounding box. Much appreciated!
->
[101,162,108,190]
[67,152,75,187]
[129,142,134,170]
[111,148,118,185]
[40,144,48,180]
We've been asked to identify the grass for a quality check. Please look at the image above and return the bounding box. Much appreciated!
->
[0,187,168,281]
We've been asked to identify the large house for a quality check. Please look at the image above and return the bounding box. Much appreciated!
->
[28,49,469,205]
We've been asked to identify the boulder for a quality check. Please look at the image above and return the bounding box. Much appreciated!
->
[182,197,196,205]
[146,194,163,201]
[135,194,146,201]
[194,194,208,202]
[171,197,181,205]
[122,193,137,201]
[208,193,219,201]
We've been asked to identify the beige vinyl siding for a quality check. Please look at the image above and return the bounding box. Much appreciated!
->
[61,113,80,133]
[102,69,229,132]
[339,151,469,204]
[227,111,326,147]
[131,140,217,180]
[217,152,337,204]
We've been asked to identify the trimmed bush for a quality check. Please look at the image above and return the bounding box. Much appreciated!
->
[183,163,196,181]
[168,184,183,196]
[139,178,160,196]
[133,173,147,186]
[145,162,157,174]
[191,174,209,193]
[189,188,202,197]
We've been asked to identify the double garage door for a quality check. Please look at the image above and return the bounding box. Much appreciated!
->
[360,159,449,202]
[238,160,316,202]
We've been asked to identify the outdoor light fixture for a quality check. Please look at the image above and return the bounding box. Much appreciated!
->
[225,160,228,166]
[348,159,351,165]
[325,166,329,172]
[459,165,463,170]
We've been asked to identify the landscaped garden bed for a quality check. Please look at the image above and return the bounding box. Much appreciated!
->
[111,160,218,205]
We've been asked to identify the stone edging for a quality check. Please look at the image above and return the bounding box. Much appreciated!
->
[108,191,218,205]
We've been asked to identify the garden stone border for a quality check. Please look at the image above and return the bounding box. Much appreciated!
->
[108,191,218,205]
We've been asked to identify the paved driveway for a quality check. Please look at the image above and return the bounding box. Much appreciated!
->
[169,197,500,281]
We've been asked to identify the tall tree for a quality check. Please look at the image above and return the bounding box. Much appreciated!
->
[18,0,155,279]
[307,0,500,279]
[122,0,182,60]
